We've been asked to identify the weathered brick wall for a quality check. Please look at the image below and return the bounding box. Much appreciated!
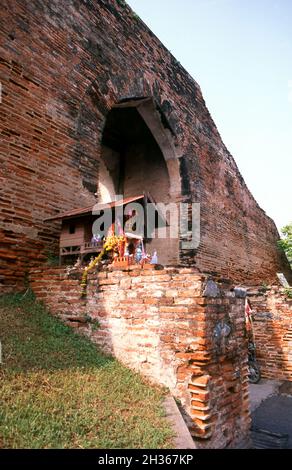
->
[30,265,251,448]
[1,0,291,291]
[247,286,292,381]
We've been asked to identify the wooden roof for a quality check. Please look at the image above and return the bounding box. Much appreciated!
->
[44,194,154,221]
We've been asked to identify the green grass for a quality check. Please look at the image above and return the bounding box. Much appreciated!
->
[0,292,173,449]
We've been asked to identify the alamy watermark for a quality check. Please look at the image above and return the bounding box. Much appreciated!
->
[92,196,200,250]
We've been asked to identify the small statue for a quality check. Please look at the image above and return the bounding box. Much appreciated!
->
[74,257,81,268]
[135,243,143,262]
[91,234,101,246]
[124,243,130,257]
[150,250,158,264]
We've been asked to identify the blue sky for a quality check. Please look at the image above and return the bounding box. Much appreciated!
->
[127,0,292,232]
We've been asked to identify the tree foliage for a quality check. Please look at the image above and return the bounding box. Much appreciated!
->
[278,222,292,267]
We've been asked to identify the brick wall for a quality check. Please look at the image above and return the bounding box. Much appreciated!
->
[30,265,251,448]
[247,286,292,381]
[1,0,291,291]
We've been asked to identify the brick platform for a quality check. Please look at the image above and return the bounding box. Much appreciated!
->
[30,265,251,448]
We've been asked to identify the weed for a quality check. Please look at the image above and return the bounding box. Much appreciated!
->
[284,287,292,299]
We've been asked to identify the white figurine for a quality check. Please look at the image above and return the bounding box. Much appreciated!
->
[150,250,158,264]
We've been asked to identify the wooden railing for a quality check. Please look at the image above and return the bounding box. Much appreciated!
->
[60,241,103,258]
[82,241,104,253]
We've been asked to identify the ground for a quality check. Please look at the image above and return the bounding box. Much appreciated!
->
[0,292,173,449]
[250,379,292,449]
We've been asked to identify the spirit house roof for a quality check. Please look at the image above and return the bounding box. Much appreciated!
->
[44,193,156,221]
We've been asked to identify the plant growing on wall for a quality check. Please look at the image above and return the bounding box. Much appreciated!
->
[80,235,126,297]
[284,287,292,299]
[277,222,292,268]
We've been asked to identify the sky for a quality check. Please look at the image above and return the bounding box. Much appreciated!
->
[126,0,292,232]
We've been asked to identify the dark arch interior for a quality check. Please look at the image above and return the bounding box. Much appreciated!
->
[100,107,170,202]
[99,105,179,265]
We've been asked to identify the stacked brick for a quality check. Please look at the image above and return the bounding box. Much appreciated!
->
[30,265,251,448]
[247,286,292,381]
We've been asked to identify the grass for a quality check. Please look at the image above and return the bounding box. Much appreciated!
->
[0,292,173,449]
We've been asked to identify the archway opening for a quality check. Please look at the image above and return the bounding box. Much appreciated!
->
[99,100,180,265]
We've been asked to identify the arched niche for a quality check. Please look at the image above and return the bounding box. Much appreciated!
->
[99,97,182,265]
